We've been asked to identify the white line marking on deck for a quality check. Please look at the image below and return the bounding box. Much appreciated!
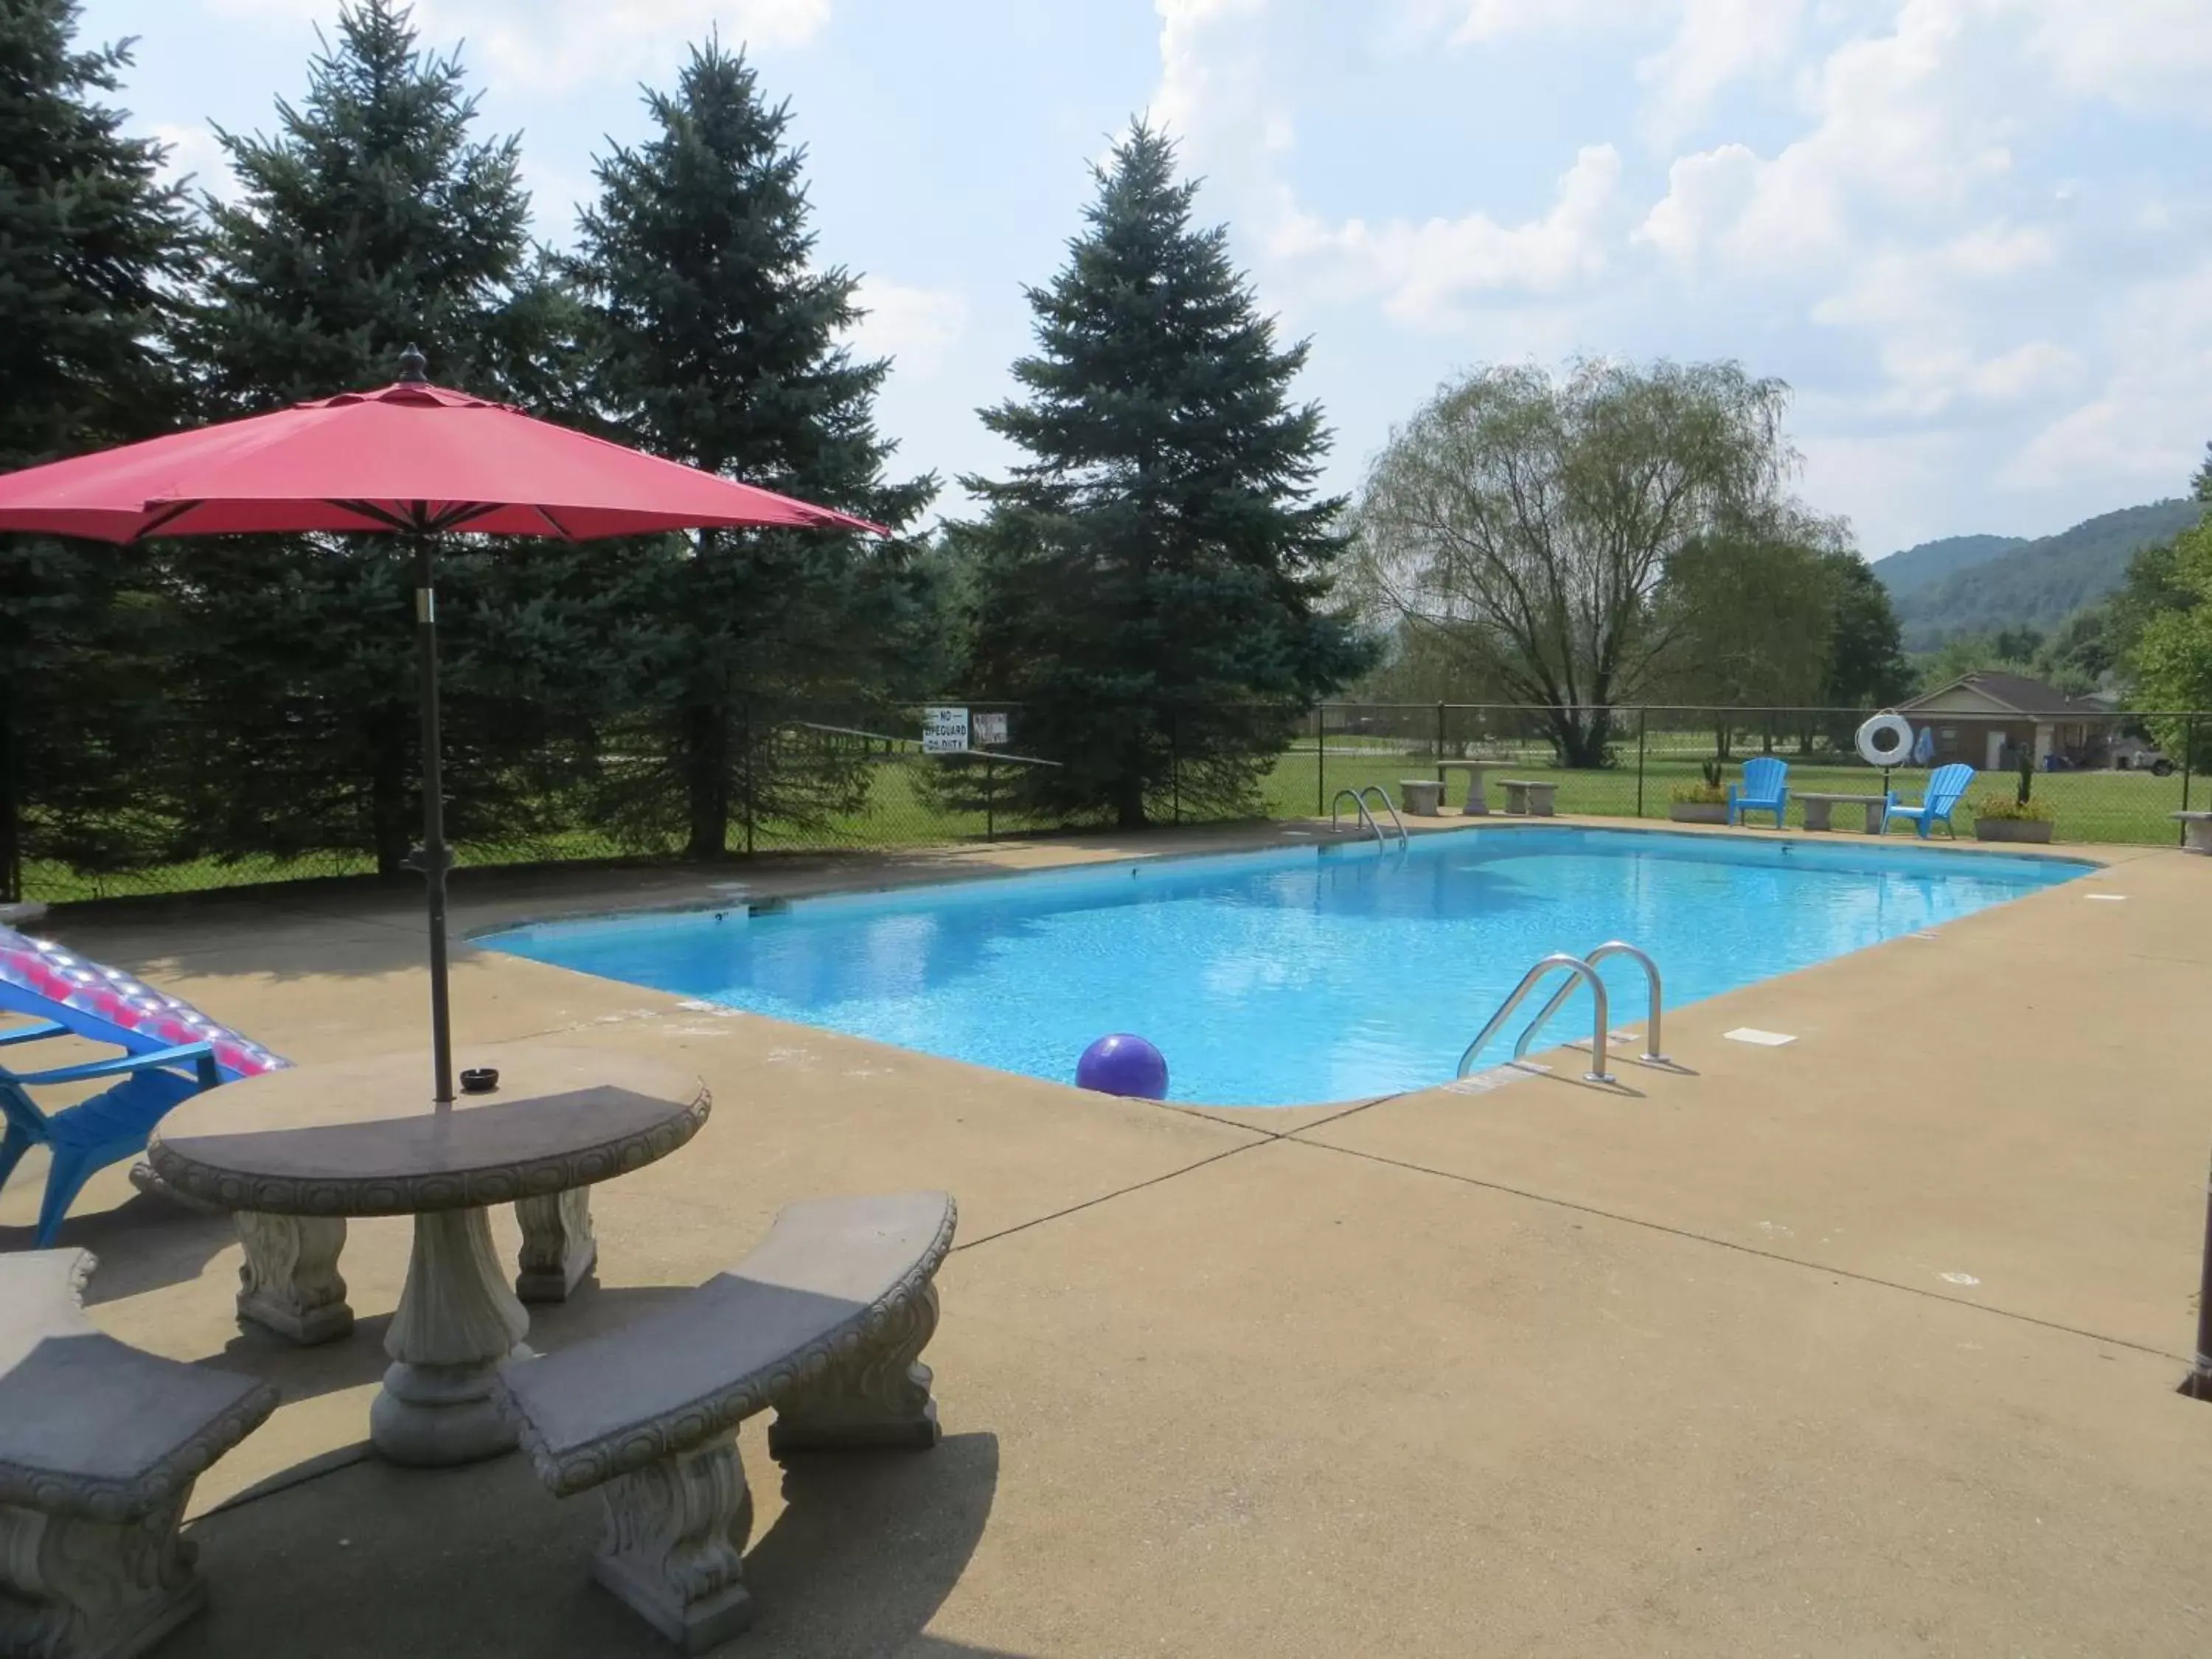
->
[1724,1027,1797,1046]
[2084,894,2128,902]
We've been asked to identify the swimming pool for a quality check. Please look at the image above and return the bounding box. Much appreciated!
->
[483,828,2088,1107]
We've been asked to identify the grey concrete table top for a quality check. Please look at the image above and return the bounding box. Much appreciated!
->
[147,1043,711,1218]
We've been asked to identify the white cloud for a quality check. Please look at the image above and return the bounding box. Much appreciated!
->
[2006,0,2212,121]
[1153,0,1276,148]
[1271,145,1624,325]
[206,0,833,88]
[2003,258,2212,493]
[1634,143,1760,266]
[1635,0,1805,145]
[844,279,968,380]
[1432,0,1633,45]
[149,123,238,201]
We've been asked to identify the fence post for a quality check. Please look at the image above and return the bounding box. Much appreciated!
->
[1435,700,1447,777]
[985,755,995,843]
[1315,704,1326,817]
[741,700,755,858]
[2182,715,2197,846]
[1635,708,1647,819]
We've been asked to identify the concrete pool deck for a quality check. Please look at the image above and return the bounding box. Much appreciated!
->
[4,819,2209,1655]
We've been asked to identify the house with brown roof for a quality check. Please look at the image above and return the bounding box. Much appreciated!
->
[1898,672,2105,770]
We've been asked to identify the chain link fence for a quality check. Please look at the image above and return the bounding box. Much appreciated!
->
[12,700,2205,906]
[1282,703,2202,847]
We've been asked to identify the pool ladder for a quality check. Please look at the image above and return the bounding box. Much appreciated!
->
[1329,786,1408,853]
[1455,942,1666,1086]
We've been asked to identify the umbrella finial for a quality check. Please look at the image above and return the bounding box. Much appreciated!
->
[397,344,428,384]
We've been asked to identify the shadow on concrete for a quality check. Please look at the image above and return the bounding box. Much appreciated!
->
[171,1429,1009,1658]
[0,1186,236,1302]
[204,1281,704,1408]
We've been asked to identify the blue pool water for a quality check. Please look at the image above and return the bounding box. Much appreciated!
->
[483,829,2087,1107]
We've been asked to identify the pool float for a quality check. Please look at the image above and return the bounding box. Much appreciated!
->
[1855,711,1914,769]
[1075,1034,1169,1101]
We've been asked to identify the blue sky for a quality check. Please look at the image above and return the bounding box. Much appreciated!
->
[80,0,2212,557]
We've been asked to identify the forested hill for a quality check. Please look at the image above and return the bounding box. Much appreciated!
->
[1871,532,2027,599]
[1879,500,2210,648]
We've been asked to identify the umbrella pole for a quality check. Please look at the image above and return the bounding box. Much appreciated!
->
[413,533,456,1106]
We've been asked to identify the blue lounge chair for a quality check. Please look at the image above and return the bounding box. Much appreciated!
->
[1885,762,1977,839]
[0,927,288,1244]
[1728,756,1790,827]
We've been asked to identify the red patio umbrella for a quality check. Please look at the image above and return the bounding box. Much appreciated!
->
[0,348,886,1103]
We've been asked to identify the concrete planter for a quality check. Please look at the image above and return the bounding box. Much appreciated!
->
[1669,802,1730,825]
[1974,817,2054,844]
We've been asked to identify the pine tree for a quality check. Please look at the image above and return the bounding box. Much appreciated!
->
[569,39,935,858]
[0,0,198,898]
[953,126,1370,829]
[2192,440,2211,504]
[172,0,590,879]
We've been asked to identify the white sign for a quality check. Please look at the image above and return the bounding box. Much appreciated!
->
[973,712,1008,747]
[922,706,970,754]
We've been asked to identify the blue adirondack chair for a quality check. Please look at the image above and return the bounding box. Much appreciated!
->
[1728,756,1790,827]
[0,927,288,1244]
[1885,762,1977,839]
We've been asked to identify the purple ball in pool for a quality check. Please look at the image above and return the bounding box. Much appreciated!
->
[1075,1034,1169,1101]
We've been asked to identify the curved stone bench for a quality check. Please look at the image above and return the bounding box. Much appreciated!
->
[494,1191,957,1652]
[1,1248,279,1659]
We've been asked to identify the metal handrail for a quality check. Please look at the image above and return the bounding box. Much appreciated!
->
[1329,785,1408,850]
[1514,941,1666,1065]
[1328,787,1386,851]
[1329,787,1407,852]
[1456,953,1614,1084]
[1357,785,1409,849]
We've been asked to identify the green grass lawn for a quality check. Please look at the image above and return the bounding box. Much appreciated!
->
[1264,742,2197,846]
[24,740,2197,905]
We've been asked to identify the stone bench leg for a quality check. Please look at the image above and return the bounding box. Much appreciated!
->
[769,1281,943,1456]
[1801,799,1834,832]
[595,1436,755,1654]
[1528,788,1557,817]
[235,1211,354,1344]
[0,1486,204,1659]
[515,1188,597,1303]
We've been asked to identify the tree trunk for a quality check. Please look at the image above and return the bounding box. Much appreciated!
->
[1548,704,1613,769]
[369,707,414,880]
[0,687,18,904]
[683,698,729,860]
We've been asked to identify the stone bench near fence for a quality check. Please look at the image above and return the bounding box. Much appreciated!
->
[1498,779,1558,817]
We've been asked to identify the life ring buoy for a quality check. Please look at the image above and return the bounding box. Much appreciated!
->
[1856,712,1914,768]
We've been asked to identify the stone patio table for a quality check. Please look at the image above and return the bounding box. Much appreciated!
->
[1436,759,1489,815]
[147,1043,709,1468]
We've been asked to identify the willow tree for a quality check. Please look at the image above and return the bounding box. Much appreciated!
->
[1349,359,1797,766]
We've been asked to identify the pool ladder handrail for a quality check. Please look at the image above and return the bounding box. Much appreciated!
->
[1457,954,1614,1085]
[1329,786,1408,852]
[1515,941,1667,1067]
